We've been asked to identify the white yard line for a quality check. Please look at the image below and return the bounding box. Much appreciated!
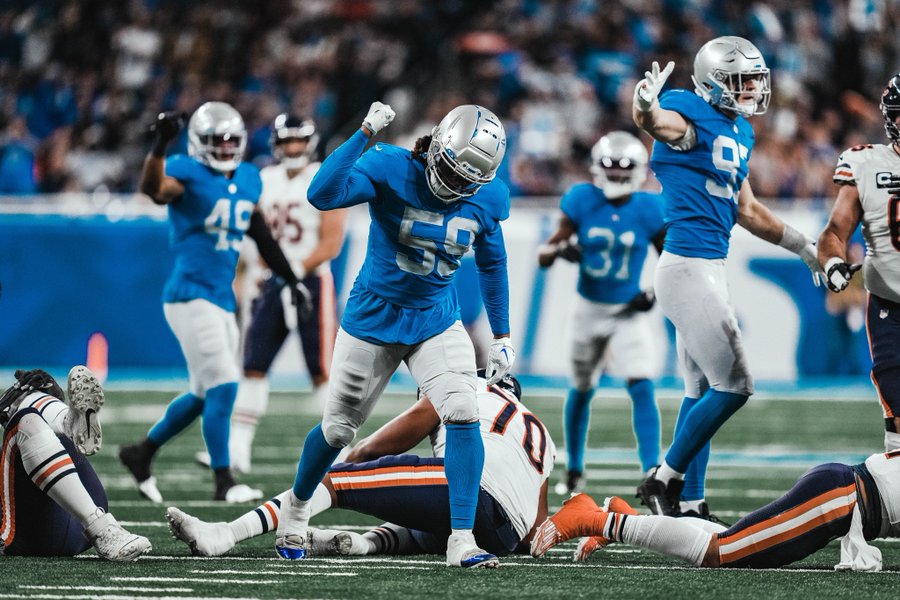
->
[18,587,193,593]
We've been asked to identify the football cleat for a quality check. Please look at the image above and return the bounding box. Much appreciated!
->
[446,532,499,568]
[275,533,309,560]
[195,449,250,474]
[166,506,236,556]
[554,469,586,496]
[64,366,104,455]
[680,501,731,527]
[118,442,163,503]
[531,493,608,558]
[308,528,371,556]
[215,482,263,503]
[574,496,640,561]
[84,508,152,561]
[636,467,683,516]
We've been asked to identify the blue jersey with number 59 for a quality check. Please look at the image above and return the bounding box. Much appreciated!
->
[308,130,510,345]
[650,90,754,259]
[561,184,665,304]
[162,155,261,311]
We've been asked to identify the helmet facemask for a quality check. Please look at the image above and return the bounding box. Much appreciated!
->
[694,69,770,117]
[271,115,318,170]
[589,131,648,199]
[881,76,900,144]
[188,102,247,173]
[426,136,491,203]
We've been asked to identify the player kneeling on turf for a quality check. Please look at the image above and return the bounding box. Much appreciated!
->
[167,374,554,560]
[0,367,151,561]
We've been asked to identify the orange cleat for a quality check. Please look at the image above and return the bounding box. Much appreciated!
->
[531,493,609,558]
[574,497,640,561]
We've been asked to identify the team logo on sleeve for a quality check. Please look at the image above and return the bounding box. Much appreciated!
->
[876,172,899,188]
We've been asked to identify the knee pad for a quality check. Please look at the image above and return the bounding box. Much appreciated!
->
[321,417,357,448]
[570,358,595,392]
[438,391,478,424]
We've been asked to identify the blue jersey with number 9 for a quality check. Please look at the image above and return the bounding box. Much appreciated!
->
[560,184,665,304]
[650,89,754,259]
[308,130,510,345]
[162,154,261,311]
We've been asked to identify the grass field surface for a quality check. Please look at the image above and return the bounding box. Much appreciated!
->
[1,387,897,599]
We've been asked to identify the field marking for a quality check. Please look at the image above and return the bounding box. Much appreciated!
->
[19,586,194,593]
[111,576,281,584]
[1,596,310,600]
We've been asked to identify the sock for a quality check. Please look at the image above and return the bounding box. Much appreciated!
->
[672,396,711,501]
[618,514,712,566]
[147,392,204,447]
[310,482,332,517]
[202,382,239,470]
[444,422,484,530]
[230,377,269,457]
[885,430,900,452]
[292,424,342,501]
[17,417,96,525]
[664,389,747,473]
[19,394,67,433]
[679,516,727,534]
[276,490,312,537]
[230,489,293,542]
[564,388,594,473]
[680,499,705,513]
[364,523,415,554]
[655,462,683,485]
[627,379,659,472]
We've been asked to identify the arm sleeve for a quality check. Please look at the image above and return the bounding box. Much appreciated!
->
[246,210,298,284]
[474,223,510,336]
[307,129,378,210]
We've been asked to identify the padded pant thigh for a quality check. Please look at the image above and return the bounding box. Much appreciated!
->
[407,322,477,423]
[165,300,240,396]
[570,333,608,392]
[322,329,405,447]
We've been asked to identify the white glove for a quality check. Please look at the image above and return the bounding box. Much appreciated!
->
[633,61,674,113]
[824,257,862,293]
[799,244,827,287]
[362,101,395,135]
[485,337,516,386]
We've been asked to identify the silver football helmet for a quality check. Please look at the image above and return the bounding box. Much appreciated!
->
[188,101,247,172]
[426,105,507,203]
[692,36,770,118]
[271,113,318,170]
[590,131,648,199]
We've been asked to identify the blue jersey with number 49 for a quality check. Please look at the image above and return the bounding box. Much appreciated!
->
[308,130,510,345]
[650,90,755,259]
[561,184,665,304]
[162,154,261,312]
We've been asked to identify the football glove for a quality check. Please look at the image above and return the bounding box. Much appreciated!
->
[634,61,674,113]
[362,101,395,136]
[824,257,862,293]
[626,290,656,312]
[798,243,827,287]
[485,337,516,386]
[15,368,65,400]
[150,111,186,155]
[557,240,583,263]
[290,280,314,322]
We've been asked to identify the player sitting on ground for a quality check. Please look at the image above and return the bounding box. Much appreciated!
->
[0,367,151,561]
[166,373,555,558]
[531,451,900,571]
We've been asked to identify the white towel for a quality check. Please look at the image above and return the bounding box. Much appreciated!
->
[834,504,882,572]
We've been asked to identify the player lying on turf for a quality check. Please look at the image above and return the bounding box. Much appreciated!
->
[531,452,900,571]
[167,373,555,558]
[0,367,151,560]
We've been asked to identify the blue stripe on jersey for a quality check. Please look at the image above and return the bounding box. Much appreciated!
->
[650,90,755,260]
[560,184,665,304]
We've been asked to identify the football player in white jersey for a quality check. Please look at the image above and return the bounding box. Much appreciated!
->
[533,451,900,572]
[199,114,347,474]
[166,373,556,558]
[819,74,900,454]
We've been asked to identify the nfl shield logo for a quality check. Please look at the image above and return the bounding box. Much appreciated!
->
[881,309,889,319]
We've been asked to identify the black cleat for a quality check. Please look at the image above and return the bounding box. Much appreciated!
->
[680,501,730,527]
[636,468,684,516]
[118,440,163,503]
[554,470,586,496]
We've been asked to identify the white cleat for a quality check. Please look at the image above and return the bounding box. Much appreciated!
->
[166,506,236,557]
[309,528,371,556]
[220,483,263,504]
[195,450,250,474]
[275,493,311,560]
[65,366,104,455]
[446,531,499,568]
[138,476,163,504]
[275,532,309,560]
[84,508,152,561]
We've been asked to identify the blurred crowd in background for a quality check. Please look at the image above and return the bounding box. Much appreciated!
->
[0,0,896,198]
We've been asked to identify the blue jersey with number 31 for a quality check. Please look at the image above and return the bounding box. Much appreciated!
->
[162,155,261,311]
[650,90,754,259]
[308,130,510,345]
[560,184,665,304]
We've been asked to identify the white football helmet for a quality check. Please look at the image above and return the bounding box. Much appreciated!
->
[426,105,506,203]
[188,101,247,172]
[590,131,648,199]
[692,36,770,118]
[271,113,318,170]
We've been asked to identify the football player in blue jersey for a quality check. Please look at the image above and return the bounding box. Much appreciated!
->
[538,131,664,495]
[631,37,825,518]
[118,102,311,504]
[272,102,515,568]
